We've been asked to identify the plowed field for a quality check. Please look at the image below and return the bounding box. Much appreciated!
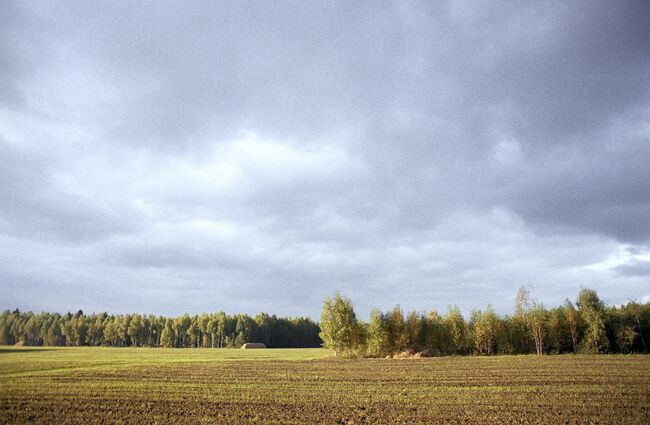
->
[1,347,648,424]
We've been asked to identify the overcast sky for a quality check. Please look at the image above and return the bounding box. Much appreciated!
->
[1,1,649,319]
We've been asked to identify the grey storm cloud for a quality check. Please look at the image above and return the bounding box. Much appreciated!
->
[1,1,649,318]
[615,261,650,277]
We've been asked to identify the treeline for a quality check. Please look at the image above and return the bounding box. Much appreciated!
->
[0,310,321,348]
[320,288,649,357]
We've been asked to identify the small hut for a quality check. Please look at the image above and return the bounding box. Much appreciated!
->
[240,342,267,349]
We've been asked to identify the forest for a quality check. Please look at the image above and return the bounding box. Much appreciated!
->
[319,288,650,357]
[0,310,321,348]
[2,288,649,356]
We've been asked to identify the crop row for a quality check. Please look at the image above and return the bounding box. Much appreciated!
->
[1,353,649,424]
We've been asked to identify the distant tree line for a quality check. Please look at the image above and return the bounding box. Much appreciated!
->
[319,288,649,357]
[0,310,321,348]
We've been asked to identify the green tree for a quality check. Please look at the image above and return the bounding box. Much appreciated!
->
[319,293,363,356]
[160,318,176,348]
[577,289,609,353]
[444,306,467,354]
[388,306,408,353]
[174,314,191,347]
[366,309,391,357]
[234,315,257,347]
[188,318,200,348]
[547,306,568,353]
[472,305,499,355]
[128,314,143,347]
[526,301,548,355]
[564,300,581,353]
[45,317,64,346]
[405,311,423,351]
[513,286,531,353]
[627,301,647,352]
[87,316,105,346]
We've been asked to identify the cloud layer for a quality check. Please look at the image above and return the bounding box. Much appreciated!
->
[1,1,649,318]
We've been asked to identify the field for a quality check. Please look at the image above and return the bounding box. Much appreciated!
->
[1,347,649,424]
